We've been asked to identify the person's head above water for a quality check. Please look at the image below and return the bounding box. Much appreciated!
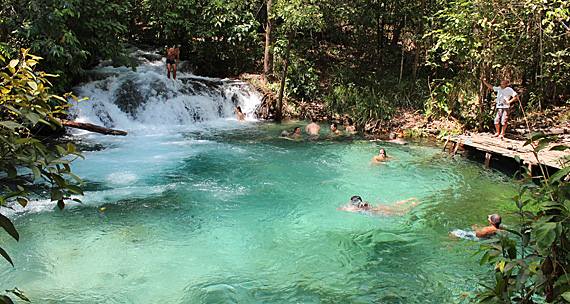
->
[379,149,386,156]
[311,116,317,123]
[389,132,396,140]
[331,123,338,130]
[350,196,369,208]
[350,196,362,203]
[346,117,354,126]
[293,127,301,134]
[488,214,501,228]
[236,106,242,113]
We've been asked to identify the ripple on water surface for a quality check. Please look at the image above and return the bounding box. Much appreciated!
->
[0,121,522,303]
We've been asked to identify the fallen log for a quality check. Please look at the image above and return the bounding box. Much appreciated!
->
[59,119,128,136]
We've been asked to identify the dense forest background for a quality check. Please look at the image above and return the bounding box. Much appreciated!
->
[1,2,570,302]
[1,0,569,128]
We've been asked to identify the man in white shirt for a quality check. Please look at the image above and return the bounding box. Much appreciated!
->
[483,79,518,139]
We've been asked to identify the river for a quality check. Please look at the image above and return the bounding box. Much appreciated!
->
[0,55,522,303]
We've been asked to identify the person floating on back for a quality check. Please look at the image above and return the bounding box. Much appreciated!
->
[371,149,399,164]
[336,195,420,216]
[166,45,180,79]
[483,79,518,139]
[306,116,321,135]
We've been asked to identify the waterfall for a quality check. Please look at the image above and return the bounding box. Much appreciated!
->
[68,51,261,131]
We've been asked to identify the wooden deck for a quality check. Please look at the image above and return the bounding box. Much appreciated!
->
[444,133,570,170]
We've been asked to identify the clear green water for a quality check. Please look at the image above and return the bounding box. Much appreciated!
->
[0,121,521,303]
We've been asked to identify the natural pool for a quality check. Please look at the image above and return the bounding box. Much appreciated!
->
[1,120,523,303]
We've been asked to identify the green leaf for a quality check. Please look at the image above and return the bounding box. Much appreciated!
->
[522,232,530,247]
[50,189,63,201]
[67,142,75,153]
[64,184,83,195]
[0,121,23,130]
[550,167,570,183]
[57,199,65,211]
[8,59,18,69]
[479,251,490,265]
[534,222,558,250]
[549,145,568,151]
[16,198,27,208]
[0,213,19,241]
[68,173,85,186]
[0,246,14,268]
[0,295,14,304]
[27,81,37,91]
[24,113,40,125]
[15,138,41,145]
[515,267,531,290]
[6,288,30,302]
[56,145,67,156]
[30,165,41,180]
[535,138,554,152]
[563,292,570,302]
[524,132,547,146]
[6,165,17,179]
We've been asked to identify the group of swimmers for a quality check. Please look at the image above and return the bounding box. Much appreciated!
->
[338,195,502,239]
[235,109,503,239]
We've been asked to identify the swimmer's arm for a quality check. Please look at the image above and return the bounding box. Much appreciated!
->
[370,157,382,163]
[475,226,496,238]
[336,206,359,211]
[387,155,400,161]
[369,205,388,211]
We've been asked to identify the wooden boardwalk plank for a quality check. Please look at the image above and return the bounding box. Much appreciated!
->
[446,133,570,170]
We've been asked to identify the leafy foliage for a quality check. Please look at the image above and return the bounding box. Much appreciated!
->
[0,50,84,266]
[473,134,570,303]
[1,0,131,92]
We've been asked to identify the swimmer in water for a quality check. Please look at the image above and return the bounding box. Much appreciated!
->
[451,213,502,241]
[371,149,399,163]
[345,118,356,134]
[388,132,408,145]
[235,106,245,121]
[306,116,321,135]
[292,127,301,137]
[475,213,502,238]
[336,196,419,216]
[330,123,343,135]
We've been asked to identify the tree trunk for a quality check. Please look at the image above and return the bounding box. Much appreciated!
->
[399,14,407,84]
[263,0,275,83]
[59,119,128,136]
[276,30,294,122]
[412,0,426,79]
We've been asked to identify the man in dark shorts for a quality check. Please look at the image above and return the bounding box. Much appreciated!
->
[166,45,180,79]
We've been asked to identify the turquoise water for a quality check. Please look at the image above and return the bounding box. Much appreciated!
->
[0,121,522,303]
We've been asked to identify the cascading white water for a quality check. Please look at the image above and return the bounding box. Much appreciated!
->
[1,49,526,303]
[68,52,261,131]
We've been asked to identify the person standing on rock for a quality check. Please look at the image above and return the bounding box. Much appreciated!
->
[483,79,518,139]
[166,45,180,79]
